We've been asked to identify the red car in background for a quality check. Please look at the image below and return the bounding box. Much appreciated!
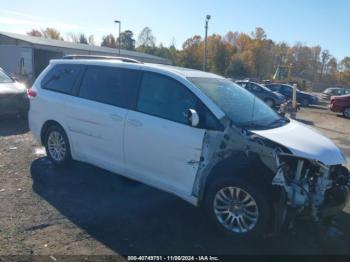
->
[330,94,350,118]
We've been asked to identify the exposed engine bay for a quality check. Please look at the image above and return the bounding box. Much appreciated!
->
[272,155,350,225]
[193,117,350,233]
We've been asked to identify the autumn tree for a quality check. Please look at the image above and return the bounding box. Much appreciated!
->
[41,28,62,40]
[27,29,43,37]
[320,49,331,79]
[207,34,231,75]
[178,35,203,70]
[340,57,350,72]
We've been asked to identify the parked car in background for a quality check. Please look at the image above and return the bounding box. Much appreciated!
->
[330,94,350,118]
[28,57,349,239]
[0,67,29,117]
[265,83,318,107]
[322,87,350,100]
[236,80,286,107]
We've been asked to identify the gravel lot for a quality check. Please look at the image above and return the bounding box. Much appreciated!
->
[0,105,349,256]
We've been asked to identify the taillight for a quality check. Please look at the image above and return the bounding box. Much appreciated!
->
[27,88,37,99]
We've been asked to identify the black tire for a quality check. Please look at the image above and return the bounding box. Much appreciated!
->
[301,98,310,107]
[264,99,275,108]
[204,176,271,239]
[44,125,72,166]
[343,107,350,119]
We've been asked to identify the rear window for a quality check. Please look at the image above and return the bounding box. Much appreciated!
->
[41,64,83,94]
[78,66,140,109]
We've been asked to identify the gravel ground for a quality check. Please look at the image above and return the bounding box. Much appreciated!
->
[0,105,349,256]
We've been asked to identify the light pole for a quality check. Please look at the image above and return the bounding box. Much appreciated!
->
[114,20,121,55]
[203,15,211,72]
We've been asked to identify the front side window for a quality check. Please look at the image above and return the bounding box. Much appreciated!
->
[137,72,198,125]
[188,77,286,129]
[0,69,14,84]
[78,66,139,108]
[42,64,83,94]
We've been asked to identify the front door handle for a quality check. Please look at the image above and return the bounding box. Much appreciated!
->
[187,160,200,165]
[128,119,143,127]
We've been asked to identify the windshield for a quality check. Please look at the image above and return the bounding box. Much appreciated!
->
[188,77,287,129]
[0,70,14,83]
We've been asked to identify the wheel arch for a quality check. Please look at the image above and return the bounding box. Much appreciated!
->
[196,152,275,205]
[40,120,67,145]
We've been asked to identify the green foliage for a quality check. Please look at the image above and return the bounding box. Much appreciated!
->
[226,59,250,78]
[118,30,135,50]
[101,34,116,48]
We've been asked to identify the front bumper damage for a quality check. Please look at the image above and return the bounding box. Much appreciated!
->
[272,155,349,230]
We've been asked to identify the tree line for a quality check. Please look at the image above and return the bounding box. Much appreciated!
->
[27,27,350,87]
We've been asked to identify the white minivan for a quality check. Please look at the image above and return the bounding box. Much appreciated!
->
[28,57,349,238]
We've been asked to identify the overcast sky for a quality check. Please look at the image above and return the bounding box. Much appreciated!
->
[1,0,349,59]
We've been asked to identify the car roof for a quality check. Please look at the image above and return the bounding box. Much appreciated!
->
[49,59,223,79]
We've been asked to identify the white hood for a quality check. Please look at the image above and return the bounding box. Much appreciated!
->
[251,119,346,165]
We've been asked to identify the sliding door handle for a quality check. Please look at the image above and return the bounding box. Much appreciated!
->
[110,114,123,122]
[127,119,143,127]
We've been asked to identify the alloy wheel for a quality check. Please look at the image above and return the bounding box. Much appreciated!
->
[47,131,67,162]
[213,187,259,233]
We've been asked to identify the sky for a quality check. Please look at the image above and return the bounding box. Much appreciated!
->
[0,0,349,60]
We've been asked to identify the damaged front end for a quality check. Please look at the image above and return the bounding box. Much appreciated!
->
[272,154,350,229]
[193,117,349,235]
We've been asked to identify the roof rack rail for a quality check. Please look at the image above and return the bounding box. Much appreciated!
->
[62,55,141,63]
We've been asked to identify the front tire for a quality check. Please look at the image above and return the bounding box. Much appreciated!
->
[204,176,271,239]
[44,125,71,166]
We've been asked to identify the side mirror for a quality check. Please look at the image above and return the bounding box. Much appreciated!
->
[187,109,200,127]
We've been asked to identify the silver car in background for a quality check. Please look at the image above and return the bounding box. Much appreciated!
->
[0,67,29,117]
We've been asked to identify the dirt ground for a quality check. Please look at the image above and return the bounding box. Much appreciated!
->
[0,105,350,256]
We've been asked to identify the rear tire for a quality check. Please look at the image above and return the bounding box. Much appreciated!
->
[343,108,350,119]
[204,176,271,239]
[44,125,72,166]
[301,98,310,107]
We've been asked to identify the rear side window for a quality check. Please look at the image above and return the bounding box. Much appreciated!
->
[41,64,83,94]
[78,66,140,109]
[250,83,262,92]
[268,85,280,92]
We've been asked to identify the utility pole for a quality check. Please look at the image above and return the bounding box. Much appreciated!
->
[114,20,121,55]
[203,15,211,72]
